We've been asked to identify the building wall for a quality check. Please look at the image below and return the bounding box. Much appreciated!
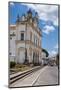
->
[9,22,42,64]
[9,26,16,62]
[41,52,46,59]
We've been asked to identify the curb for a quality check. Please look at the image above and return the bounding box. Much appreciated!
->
[10,66,43,84]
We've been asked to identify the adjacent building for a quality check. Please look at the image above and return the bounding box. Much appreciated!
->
[41,49,49,65]
[9,9,42,65]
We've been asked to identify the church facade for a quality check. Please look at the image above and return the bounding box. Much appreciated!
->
[9,10,42,65]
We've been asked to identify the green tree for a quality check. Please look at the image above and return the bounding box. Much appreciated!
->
[42,48,49,57]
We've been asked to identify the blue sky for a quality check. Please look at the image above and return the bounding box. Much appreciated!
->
[9,2,59,57]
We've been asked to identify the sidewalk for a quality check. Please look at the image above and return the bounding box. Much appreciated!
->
[10,66,43,79]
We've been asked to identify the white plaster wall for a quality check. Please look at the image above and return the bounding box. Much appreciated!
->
[16,24,31,41]
[10,56,15,62]
[39,52,42,63]
[10,39,15,56]
[10,23,42,64]
[10,30,16,57]
[27,48,32,63]
[42,52,46,58]
[16,24,26,40]
[30,26,34,43]
[18,49,25,64]
[30,26,41,48]
[17,43,30,63]
[26,29,30,40]
[17,43,25,49]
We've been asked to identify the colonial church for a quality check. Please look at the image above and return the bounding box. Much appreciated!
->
[9,9,42,65]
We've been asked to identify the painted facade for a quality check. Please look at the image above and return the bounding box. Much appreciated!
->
[9,10,42,65]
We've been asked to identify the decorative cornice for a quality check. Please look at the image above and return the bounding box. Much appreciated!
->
[9,25,16,30]
[15,40,41,51]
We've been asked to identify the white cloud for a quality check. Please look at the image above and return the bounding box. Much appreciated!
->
[21,3,58,26]
[21,3,36,10]
[54,43,58,49]
[53,18,58,26]
[49,43,58,57]
[10,2,14,6]
[51,50,57,55]
[49,50,57,57]
[42,25,55,34]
